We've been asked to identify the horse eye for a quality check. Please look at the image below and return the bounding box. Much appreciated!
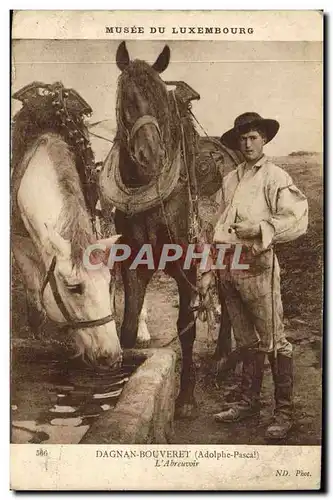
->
[66,283,84,295]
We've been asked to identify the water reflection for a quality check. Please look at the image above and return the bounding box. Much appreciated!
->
[11,356,138,444]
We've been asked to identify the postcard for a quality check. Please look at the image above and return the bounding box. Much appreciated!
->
[10,10,323,490]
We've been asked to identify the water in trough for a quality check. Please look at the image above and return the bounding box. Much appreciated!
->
[11,345,139,444]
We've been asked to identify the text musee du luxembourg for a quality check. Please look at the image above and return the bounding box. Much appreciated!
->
[105,26,254,35]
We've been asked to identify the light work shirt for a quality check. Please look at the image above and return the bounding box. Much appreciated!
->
[213,155,309,254]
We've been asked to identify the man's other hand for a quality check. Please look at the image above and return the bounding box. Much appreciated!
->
[230,222,260,239]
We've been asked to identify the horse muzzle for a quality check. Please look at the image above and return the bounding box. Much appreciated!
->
[74,325,123,371]
[94,352,123,372]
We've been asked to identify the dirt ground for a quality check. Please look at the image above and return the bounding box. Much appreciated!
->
[141,272,322,445]
[11,153,323,445]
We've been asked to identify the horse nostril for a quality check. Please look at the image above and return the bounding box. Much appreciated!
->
[97,354,122,372]
[99,355,110,365]
[96,356,111,372]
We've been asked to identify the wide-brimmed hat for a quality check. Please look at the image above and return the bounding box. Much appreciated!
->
[220,112,280,150]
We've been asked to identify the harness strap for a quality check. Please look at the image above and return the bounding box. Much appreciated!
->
[171,90,199,243]
[41,256,71,321]
[41,256,72,322]
[62,314,114,330]
[130,115,162,143]
[41,256,114,329]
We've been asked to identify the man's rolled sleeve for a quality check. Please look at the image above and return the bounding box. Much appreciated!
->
[252,176,308,255]
[268,184,308,244]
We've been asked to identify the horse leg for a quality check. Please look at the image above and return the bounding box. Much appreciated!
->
[109,267,150,346]
[173,266,197,419]
[137,296,151,346]
[213,275,242,381]
[120,265,152,349]
[214,274,232,358]
[214,303,232,360]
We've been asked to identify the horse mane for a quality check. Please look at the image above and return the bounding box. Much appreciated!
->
[12,106,94,267]
[46,135,95,266]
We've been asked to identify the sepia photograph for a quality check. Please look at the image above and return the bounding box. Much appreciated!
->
[10,10,323,490]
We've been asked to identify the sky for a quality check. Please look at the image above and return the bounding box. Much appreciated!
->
[12,39,322,161]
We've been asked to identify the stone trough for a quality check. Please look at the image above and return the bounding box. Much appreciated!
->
[82,348,177,444]
[11,342,177,445]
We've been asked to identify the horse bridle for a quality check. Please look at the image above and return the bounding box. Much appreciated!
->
[118,95,200,244]
[40,256,114,329]
[118,108,166,167]
[129,115,162,144]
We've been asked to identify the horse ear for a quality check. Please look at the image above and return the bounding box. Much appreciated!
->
[97,234,122,249]
[152,45,170,74]
[116,41,130,71]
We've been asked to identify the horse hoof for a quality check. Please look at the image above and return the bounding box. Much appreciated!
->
[175,400,198,420]
[212,356,229,373]
[137,322,151,346]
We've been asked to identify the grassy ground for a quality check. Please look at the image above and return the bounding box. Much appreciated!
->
[271,154,323,333]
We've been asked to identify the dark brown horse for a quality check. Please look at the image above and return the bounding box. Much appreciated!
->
[100,42,203,418]
[99,42,243,416]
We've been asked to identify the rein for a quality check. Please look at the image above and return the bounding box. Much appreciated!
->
[40,256,114,330]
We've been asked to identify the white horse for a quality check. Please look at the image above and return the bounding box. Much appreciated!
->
[12,121,123,368]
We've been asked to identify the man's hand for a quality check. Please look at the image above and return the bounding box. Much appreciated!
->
[198,270,214,298]
[196,271,215,323]
[230,222,261,239]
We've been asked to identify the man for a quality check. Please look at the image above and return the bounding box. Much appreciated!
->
[204,112,308,440]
